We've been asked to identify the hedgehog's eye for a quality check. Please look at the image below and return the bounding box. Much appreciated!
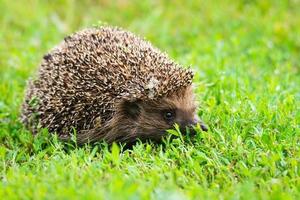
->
[163,110,176,122]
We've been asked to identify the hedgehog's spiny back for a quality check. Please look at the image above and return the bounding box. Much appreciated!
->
[21,26,193,139]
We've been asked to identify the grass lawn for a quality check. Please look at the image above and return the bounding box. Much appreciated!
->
[1,0,300,199]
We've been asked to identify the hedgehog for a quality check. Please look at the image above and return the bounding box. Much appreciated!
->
[21,26,208,145]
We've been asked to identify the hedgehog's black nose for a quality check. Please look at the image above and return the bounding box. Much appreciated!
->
[180,120,208,135]
[200,122,208,131]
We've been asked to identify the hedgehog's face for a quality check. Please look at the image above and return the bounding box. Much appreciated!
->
[122,86,208,141]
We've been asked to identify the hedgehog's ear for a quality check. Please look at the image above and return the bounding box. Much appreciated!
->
[122,100,141,119]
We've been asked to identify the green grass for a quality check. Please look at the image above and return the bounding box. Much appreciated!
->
[1,0,300,199]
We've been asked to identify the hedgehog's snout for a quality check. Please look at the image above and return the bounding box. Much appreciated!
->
[193,115,208,132]
[200,122,208,131]
[179,118,208,135]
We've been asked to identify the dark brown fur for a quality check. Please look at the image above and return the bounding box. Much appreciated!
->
[75,85,204,144]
